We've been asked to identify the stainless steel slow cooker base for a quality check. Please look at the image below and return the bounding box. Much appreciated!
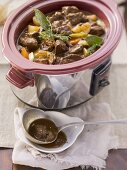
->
[10,72,92,111]
[10,59,111,111]
[11,87,93,111]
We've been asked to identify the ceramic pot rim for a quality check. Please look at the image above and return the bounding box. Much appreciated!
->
[2,0,122,74]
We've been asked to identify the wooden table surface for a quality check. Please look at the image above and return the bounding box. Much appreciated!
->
[1,148,127,170]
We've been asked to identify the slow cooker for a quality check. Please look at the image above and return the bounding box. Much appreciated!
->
[2,0,122,110]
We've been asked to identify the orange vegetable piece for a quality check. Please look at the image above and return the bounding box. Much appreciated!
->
[21,48,29,59]
[69,38,80,45]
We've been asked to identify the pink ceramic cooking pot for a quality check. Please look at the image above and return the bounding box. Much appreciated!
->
[2,0,122,88]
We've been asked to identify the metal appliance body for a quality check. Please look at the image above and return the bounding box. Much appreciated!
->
[2,0,122,110]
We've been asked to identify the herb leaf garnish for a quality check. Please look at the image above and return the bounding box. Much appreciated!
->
[87,44,100,55]
[34,9,69,42]
[34,9,51,31]
[85,35,103,55]
[85,35,103,46]
[54,34,69,42]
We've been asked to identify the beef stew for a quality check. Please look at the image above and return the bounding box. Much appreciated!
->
[17,6,105,65]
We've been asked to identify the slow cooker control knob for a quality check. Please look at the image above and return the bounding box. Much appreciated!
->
[99,79,110,87]
[90,59,111,96]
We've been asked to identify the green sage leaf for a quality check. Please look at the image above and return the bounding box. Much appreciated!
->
[54,34,69,42]
[85,35,103,46]
[87,44,100,55]
[34,9,51,31]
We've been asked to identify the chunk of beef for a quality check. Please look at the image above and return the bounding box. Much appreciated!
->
[62,6,79,15]
[67,12,88,25]
[41,39,55,51]
[40,44,54,52]
[62,20,71,27]
[53,25,72,35]
[52,20,63,28]
[19,33,39,51]
[55,40,68,55]
[48,12,64,23]
[90,25,105,36]
[52,19,72,35]
[34,58,49,64]
[60,58,74,64]
[69,45,83,54]
[55,12,64,19]
[54,57,63,64]
[60,54,83,64]
[32,32,42,44]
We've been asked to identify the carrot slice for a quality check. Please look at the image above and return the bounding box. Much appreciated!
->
[21,48,29,59]
[69,38,80,45]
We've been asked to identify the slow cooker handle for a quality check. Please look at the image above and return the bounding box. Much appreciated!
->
[6,67,35,89]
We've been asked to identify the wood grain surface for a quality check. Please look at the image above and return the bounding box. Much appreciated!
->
[1,148,127,170]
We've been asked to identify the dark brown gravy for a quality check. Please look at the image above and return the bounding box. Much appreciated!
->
[28,118,67,148]
[40,131,67,148]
